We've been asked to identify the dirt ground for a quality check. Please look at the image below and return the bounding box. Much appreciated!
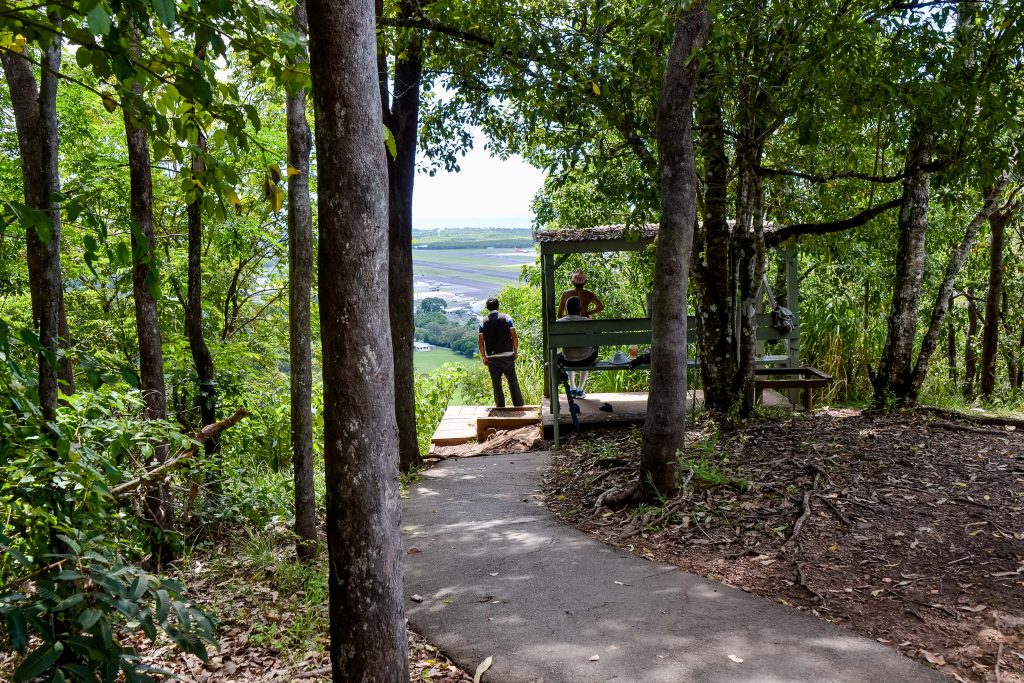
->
[543,409,1024,683]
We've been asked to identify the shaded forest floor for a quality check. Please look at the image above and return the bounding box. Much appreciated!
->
[543,409,1024,683]
[0,528,472,681]
[129,531,471,682]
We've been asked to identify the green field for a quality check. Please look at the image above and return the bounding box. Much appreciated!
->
[414,347,475,374]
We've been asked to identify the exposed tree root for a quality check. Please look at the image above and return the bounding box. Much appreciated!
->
[784,471,821,548]
[796,563,824,603]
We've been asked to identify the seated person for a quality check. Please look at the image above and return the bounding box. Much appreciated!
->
[558,269,605,318]
[556,296,598,398]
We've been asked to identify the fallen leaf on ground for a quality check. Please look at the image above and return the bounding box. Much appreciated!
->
[728,655,744,663]
[589,655,600,662]
[411,594,424,603]
[473,655,492,683]
[919,650,946,666]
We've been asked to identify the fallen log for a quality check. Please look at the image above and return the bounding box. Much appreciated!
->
[926,420,1009,436]
[112,409,249,499]
[917,406,1024,429]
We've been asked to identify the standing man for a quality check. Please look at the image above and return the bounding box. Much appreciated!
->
[478,297,524,407]
[558,269,605,318]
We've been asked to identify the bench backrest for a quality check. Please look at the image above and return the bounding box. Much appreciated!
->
[548,314,798,350]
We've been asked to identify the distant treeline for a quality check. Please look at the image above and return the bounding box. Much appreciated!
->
[412,227,533,249]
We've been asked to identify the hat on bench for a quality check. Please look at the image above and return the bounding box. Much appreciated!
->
[609,350,630,365]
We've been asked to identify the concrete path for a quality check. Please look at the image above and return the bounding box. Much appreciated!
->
[402,452,944,683]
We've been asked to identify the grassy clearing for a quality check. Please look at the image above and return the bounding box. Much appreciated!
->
[414,348,474,374]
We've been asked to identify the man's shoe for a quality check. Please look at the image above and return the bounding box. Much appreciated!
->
[576,390,587,399]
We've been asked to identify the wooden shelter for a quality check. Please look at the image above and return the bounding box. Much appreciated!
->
[537,224,803,446]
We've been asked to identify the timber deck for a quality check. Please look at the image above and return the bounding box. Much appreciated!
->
[541,390,793,436]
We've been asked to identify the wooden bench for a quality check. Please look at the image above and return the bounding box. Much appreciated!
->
[753,366,833,412]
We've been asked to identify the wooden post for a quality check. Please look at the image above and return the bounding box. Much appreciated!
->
[785,241,801,405]
[549,347,561,448]
[785,240,800,368]
[541,252,556,399]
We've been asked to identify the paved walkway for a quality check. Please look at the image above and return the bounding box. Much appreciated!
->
[402,452,944,683]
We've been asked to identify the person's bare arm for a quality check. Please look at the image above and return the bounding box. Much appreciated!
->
[511,328,519,360]
[588,292,605,317]
[478,333,488,365]
[557,291,569,318]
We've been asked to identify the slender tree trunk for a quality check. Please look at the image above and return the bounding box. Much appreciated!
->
[307,0,407,676]
[1015,325,1024,389]
[693,86,738,412]
[2,40,72,421]
[383,0,423,471]
[636,1,708,500]
[907,180,1006,400]
[1000,288,1019,389]
[734,129,766,417]
[872,127,931,407]
[980,208,1010,397]
[39,28,74,396]
[964,288,978,398]
[185,45,217,451]
[946,312,958,385]
[287,0,318,562]
[123,79,172,563]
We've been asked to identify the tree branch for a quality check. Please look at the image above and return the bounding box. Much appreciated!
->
[765,196,902,246]
[111,409,249,498]
[756,165,907,184]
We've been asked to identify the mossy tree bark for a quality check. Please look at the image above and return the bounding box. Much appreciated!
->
[287,0,318,561]
[637,1,709,500]
[307,0,408,675]
[1,32,74,421]
[123,76,173,564]
[380,0,424,471]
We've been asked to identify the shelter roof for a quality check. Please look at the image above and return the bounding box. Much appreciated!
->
[534,224,659,244]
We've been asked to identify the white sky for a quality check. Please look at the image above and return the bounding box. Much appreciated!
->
[412,131,545,230]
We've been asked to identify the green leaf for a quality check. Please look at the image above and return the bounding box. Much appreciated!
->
[85,5,111,35]
[52,593,86,612]
[7,608,28,651]
[155,589,169,623]
[150,0,176,27]
[119,366,140,388]
[14,641,64,682]
[78,608,102,631]
[383,125,398,159]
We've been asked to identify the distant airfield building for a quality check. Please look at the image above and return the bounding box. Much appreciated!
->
[413,341,433,352]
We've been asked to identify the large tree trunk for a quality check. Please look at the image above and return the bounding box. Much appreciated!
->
[872,127,931,407]
[185,45,217,451]
[980,207,1010,397]
[307,0,408,677]
[123,80,172,563]
[907,180,1006,400]
[964,287,979,398]
[636,1,708,500]
[2,39,73,421]
[693,86,739,412]
[735,145,766,417]
[287,0,318,562]
[384,0,423,471]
